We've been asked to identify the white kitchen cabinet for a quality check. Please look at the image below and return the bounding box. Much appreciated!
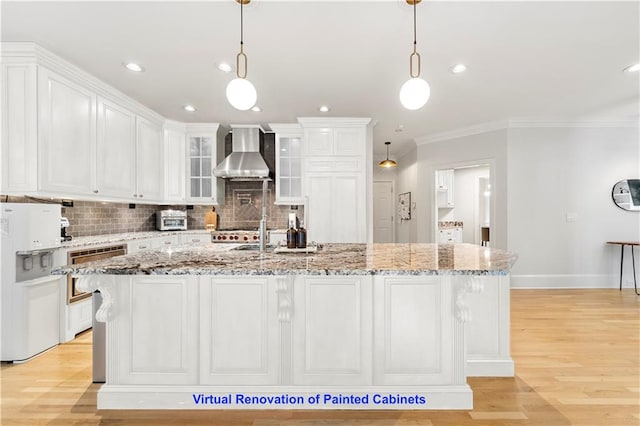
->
[186,124,226,205]
[135,117,163,202]
[305,172,364,243]
[293,276,372,385]
[271,124,304,205]
[373,276,453,385]
[438,227,463,243]
[199,276,279,385]
[1,63,37,193]
[302,126,365,157]
[95,97,136,199]
[38,67,97,195]
[163,123,186,202]
[436,169,455,208]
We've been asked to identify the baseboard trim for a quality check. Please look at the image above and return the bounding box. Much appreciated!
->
[466,359,514,377]
[97,385,473,410]
[510,274,621,289]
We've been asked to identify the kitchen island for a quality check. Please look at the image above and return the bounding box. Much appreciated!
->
[54,243,517,410]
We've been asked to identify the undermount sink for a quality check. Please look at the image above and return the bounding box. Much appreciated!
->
[230,244,274,251]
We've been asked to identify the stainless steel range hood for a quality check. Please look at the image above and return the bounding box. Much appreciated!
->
[213,126,270,181]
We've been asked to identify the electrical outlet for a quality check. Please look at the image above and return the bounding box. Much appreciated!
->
[566,212,577,222]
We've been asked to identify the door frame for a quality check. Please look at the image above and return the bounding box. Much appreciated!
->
[373,179,396,243]
[432,159,496,245]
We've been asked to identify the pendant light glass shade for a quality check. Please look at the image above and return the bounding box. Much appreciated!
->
[400,77,430,110]
[226,78,257,111]
[400,0,429,111]
[226,0,257,111]
[379,142,397,168]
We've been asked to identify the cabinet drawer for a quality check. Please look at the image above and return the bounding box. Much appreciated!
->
[305,157,362,172]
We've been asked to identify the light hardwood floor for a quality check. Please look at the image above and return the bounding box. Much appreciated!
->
[1,289,638,425]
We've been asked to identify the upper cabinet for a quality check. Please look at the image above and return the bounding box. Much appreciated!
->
[96,97,136,199]
[436,169,455,208]
[163,122,186,203]
[38,67,97,195]
[185,124,226,205]
[135,117,164,202]
[302,126,365,157]
[270,124,304,205]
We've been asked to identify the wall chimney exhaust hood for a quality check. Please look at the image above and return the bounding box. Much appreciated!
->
[213,125,270,181]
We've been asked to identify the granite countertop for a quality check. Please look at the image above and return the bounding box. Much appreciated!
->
[53,243,518,276]
[61,230,212,249]
[438,221,464,229]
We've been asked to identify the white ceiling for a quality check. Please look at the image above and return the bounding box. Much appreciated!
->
[2,1,638,157]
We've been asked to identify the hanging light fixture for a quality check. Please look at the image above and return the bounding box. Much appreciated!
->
[400,0,430,110]
[226,0,257,111]
[379,142,397,168]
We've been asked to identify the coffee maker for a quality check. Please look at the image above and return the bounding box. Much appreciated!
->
[60,217,71,241]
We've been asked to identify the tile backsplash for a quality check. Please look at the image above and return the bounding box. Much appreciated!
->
[2,185,302,238]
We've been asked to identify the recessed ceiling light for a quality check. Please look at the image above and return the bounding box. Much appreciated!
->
[251,106,262,112]
[218,62,233,73]
[451,64,467,74]
[123,62,144,72]
[319,105,330,113]
[184,105,197,112]
[624,63,640,73]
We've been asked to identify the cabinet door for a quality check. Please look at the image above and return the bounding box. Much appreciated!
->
[305,173,333,243]
[164,128,185,202]
[332,173,364,243]
[38,67,96,194]
[334,127,364,156]
[373,276,452,385]
[199,276,279,385]
[135,117,163,201]
[293,276,372,385]
[275,134,304,204]
[1,64,37,193]
[445,169,455,207]
[96,98,136,198]
[304,128,333,156]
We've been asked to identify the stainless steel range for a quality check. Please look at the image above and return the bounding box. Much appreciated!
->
[210,230,260,243]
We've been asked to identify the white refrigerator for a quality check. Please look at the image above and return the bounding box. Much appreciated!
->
[1,203,62,362]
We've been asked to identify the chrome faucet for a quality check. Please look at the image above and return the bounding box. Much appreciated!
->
[259,178,268,253]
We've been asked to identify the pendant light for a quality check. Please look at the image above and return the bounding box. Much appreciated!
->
[400,0,430,110]
[226,0,257,111]
[379,142,397,168]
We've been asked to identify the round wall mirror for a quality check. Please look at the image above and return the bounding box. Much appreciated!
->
[612,179,640,211]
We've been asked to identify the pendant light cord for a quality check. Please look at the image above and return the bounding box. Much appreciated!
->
[409,0,421,78]
[236,0,248,79]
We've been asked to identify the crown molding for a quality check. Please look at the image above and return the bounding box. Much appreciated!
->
[297,117,372,128]
[415,118,639,145]
[2,41,165,125]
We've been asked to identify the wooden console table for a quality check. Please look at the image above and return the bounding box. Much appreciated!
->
[606,242,639,295]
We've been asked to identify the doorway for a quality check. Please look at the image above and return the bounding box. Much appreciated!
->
[373,181,395,243]
[434,164,492,246]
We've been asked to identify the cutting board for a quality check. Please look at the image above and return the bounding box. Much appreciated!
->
[204,209,218,230]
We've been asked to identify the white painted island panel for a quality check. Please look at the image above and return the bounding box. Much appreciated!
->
[199,277,279,385]
[293,276,372,386]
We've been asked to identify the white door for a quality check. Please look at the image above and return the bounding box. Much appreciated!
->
[373,181,394,243]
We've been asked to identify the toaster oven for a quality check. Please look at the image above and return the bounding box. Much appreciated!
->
[156,210,187,231]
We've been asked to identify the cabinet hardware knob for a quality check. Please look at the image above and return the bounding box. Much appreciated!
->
[93,190,99,194]
[139,245,147,249]
[133,194,138,197]
[164,241,171,245]
[139,194,144,198]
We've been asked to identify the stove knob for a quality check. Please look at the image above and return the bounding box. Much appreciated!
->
[235,236,239,240]
[253,235,258,240]
[244,236,248,241]
[222,236,227,240]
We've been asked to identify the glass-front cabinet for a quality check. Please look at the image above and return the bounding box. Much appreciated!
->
[271,124,304,205]
[185,124,226,205]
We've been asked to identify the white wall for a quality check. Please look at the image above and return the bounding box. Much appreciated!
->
[395,147,418,243]
[507,126,640,288]
[416,129,509,247]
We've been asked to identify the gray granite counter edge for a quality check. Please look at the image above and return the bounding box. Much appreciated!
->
[53,268,510,276]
